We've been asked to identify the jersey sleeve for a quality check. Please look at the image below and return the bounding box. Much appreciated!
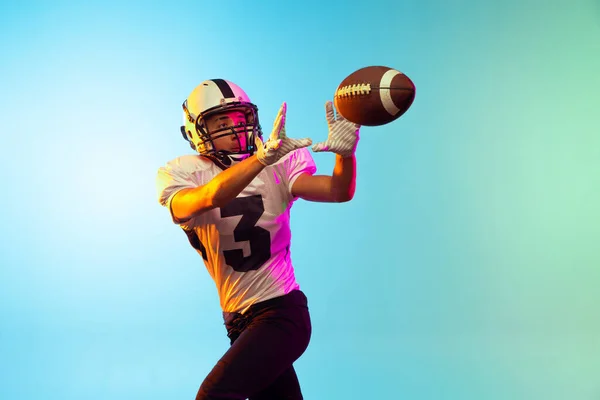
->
[156,157,201,224]
[285,147,317,194]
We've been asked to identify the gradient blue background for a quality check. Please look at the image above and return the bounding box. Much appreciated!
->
[1,0,599,399]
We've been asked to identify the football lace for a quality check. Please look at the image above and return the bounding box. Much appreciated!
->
[335,83,372,98]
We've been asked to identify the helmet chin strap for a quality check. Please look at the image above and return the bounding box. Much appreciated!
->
[208,150,251,169]
[229,153,250,162]
[223,153,250,166]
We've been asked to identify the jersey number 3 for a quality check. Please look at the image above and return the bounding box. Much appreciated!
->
[220,195,271,272]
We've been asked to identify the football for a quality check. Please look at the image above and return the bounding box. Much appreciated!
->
[333,66,416,126]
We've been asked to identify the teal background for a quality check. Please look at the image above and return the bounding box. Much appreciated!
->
[1,0,599,399]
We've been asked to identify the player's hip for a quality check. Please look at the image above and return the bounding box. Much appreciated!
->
[223,289,311,344]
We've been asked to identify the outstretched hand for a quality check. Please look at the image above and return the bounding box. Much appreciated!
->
[256,102,312,166]
[312,101,360,158]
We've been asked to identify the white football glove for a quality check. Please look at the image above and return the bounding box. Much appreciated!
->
[312,101,360,158]
[256,102,312,166]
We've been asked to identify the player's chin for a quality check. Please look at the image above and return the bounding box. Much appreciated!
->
[234,144,248,153]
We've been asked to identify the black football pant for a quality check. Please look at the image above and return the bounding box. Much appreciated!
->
[195,290,312,400]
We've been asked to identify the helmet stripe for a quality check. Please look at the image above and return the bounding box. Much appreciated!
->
[212,79,236,99]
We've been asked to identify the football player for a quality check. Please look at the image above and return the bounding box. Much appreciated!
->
[156,79,360,400]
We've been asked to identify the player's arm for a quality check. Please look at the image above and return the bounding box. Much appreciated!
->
[171,155,266,220]
[291,154,356,202]
[293,101,360,203]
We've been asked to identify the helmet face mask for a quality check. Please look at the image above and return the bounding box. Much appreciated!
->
[194,102,259,156]
[180,80,263,166]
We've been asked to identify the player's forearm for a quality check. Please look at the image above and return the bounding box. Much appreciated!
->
[172,155,266,219]
[331,153,356,202]
[210,155,266,207]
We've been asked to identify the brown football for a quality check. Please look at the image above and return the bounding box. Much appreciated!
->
[333,66,416,126]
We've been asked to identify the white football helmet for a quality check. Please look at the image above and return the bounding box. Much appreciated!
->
[181,79,263,166]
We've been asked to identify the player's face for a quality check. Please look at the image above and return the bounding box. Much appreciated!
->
[205,110,248,153]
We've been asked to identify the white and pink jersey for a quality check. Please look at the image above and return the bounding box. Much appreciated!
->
[156,149,316,314]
